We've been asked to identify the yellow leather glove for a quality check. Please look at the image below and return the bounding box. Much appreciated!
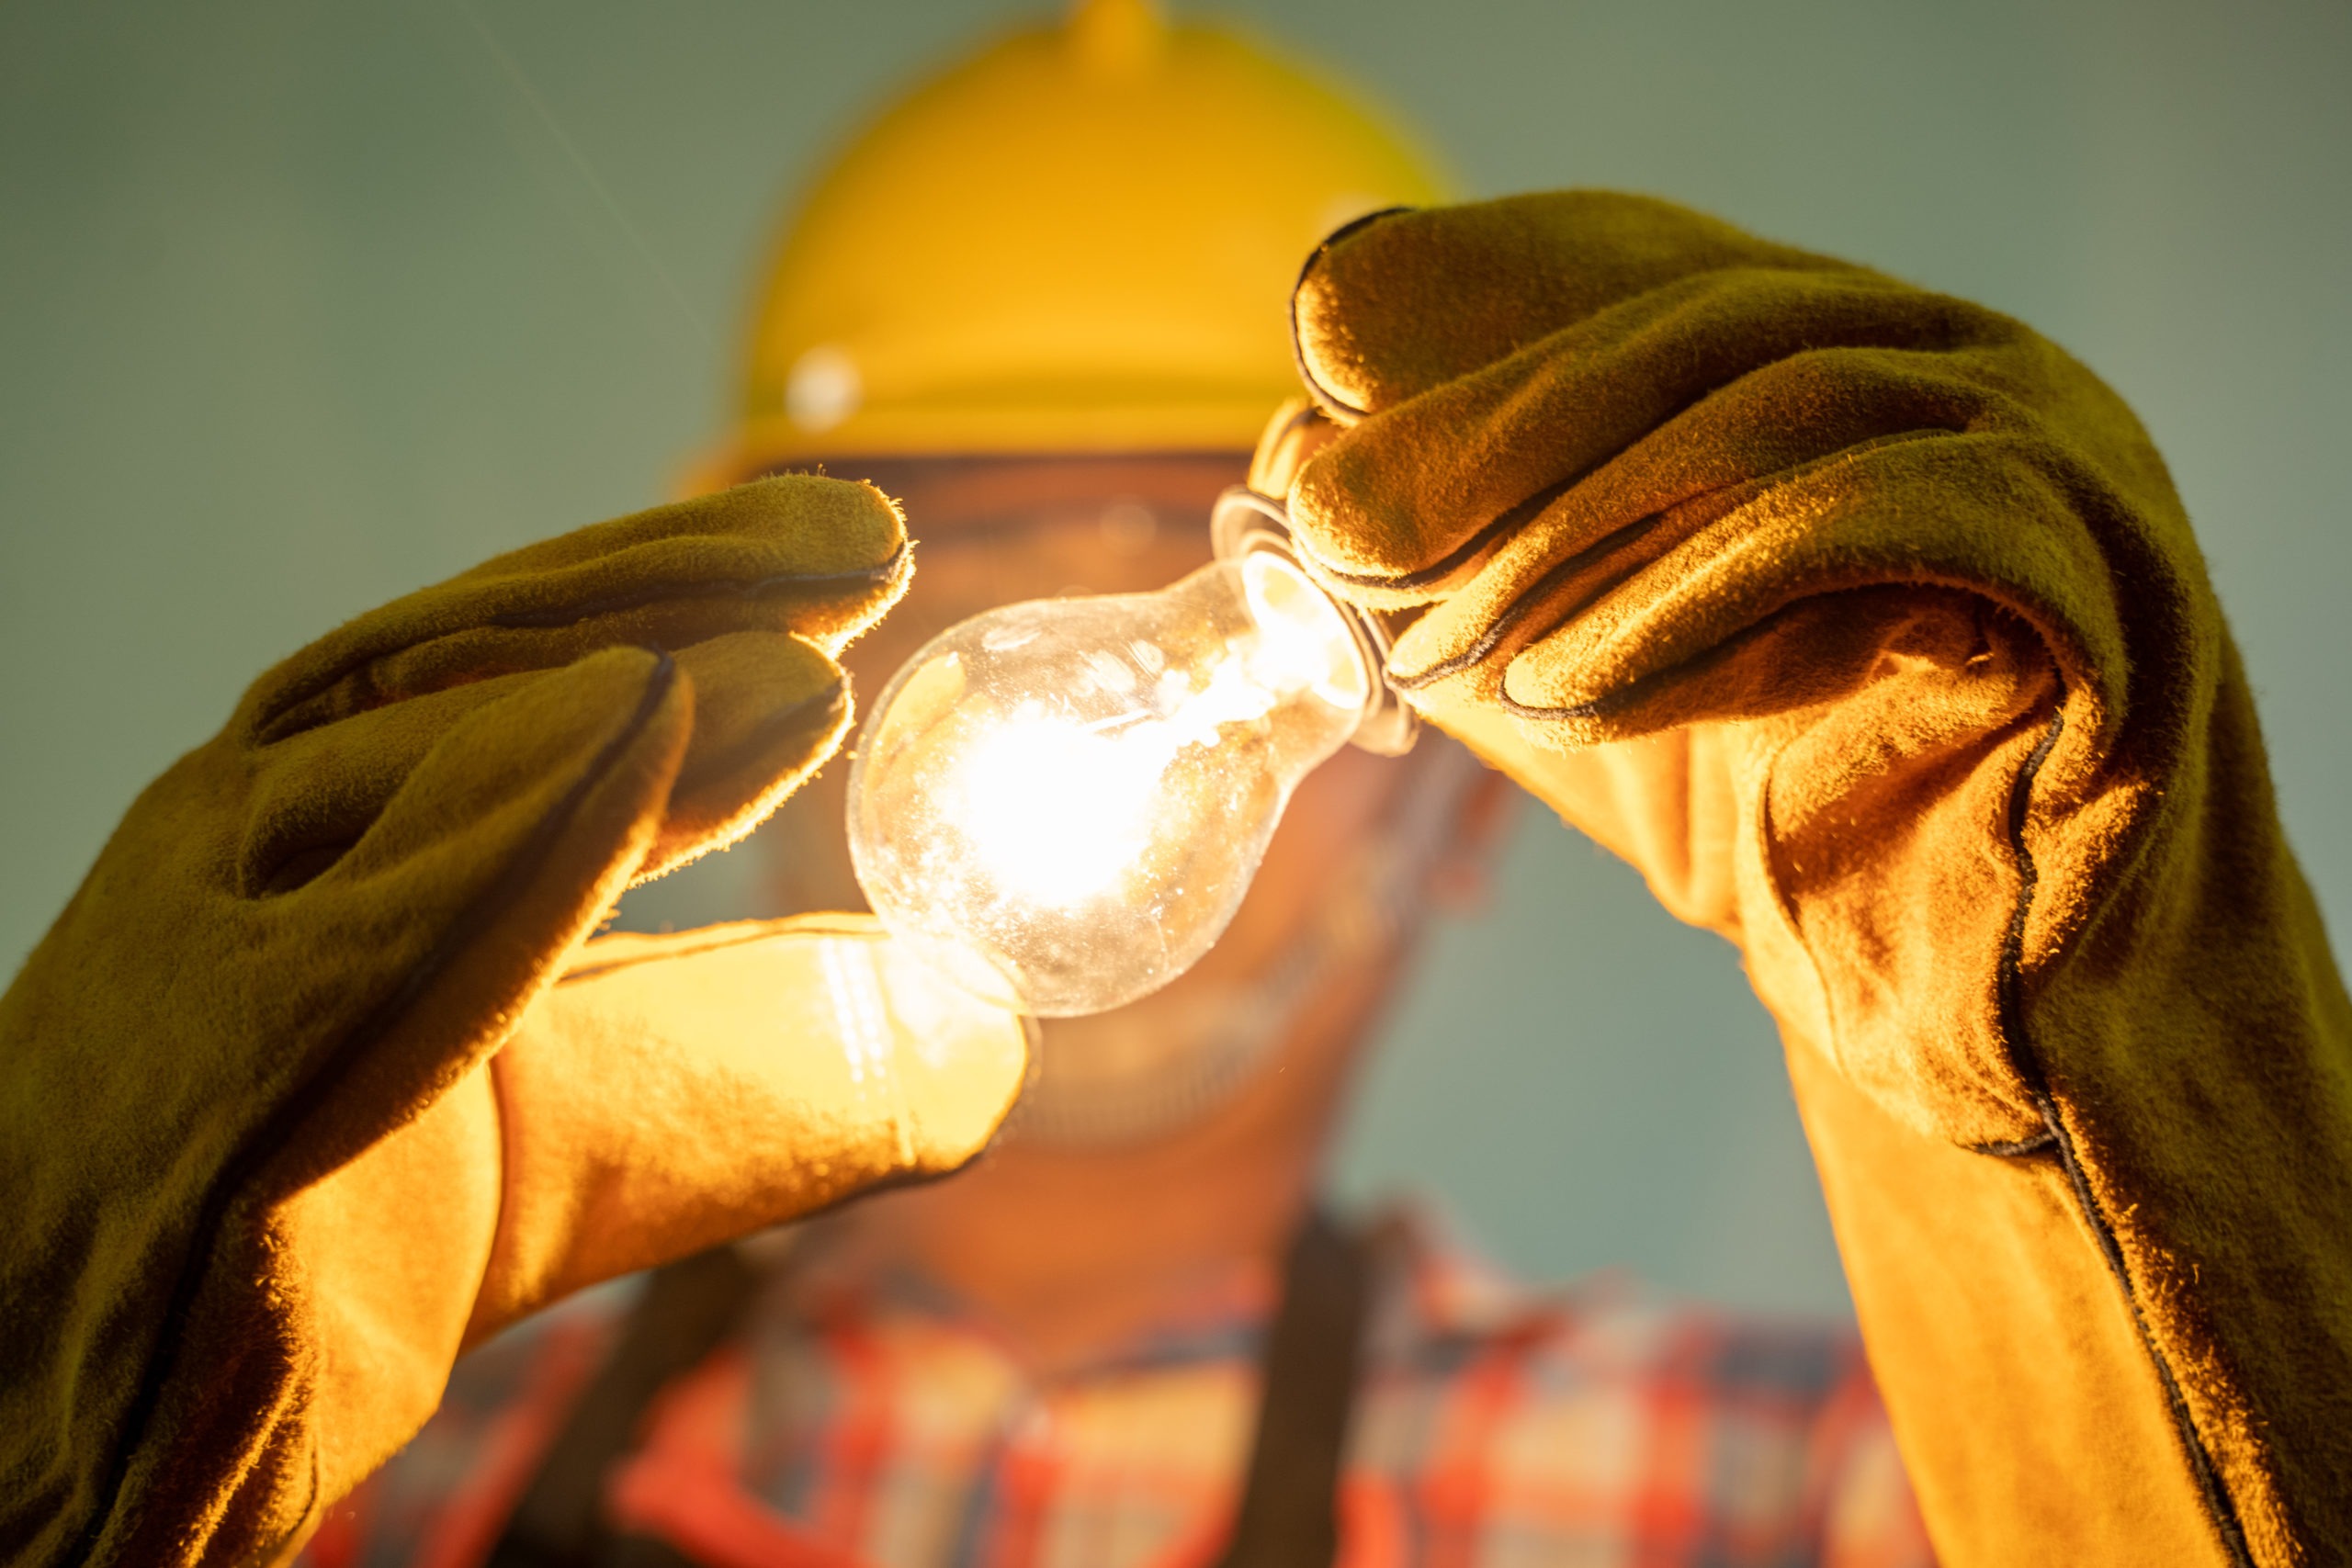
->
[0,478,1030,1568]
[1272,193,2352,1567]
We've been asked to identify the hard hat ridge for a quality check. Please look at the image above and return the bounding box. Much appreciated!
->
[1067,0,1163,77]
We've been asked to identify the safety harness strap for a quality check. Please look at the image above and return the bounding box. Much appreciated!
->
[485,1212,1371,1567]
[484,1247,757,1568]
[1210,1209,1374,1568]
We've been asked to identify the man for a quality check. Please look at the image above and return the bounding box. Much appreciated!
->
[286,6,1932,1561]
[6,4,2346,1567]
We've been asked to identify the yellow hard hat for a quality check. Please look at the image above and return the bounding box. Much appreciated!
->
[703,0,1452,482]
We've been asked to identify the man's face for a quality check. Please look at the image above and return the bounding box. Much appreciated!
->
[758,454,1432,1144]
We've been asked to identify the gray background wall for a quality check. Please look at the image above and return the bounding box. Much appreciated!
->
[5,0,2344,1316]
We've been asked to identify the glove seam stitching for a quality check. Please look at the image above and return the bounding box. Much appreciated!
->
[1990,689,2256,1568]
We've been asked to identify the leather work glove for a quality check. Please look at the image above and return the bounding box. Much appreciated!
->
[1266,193,2352,1567]
[0,478,1031,1568]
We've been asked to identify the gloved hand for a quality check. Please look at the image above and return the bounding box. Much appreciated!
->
[0,478,1030,1568]
[1268,193,2352,1567]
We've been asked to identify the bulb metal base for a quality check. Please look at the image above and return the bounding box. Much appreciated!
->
[1210,486,1419,757]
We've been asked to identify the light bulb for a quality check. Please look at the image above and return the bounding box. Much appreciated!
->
[846,491,1412,1017]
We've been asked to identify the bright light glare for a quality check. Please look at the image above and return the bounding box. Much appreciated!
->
[945,566,1364,912]
[1242,553,1370,712]
[956,710,1167,905]
[956,649,1294,906]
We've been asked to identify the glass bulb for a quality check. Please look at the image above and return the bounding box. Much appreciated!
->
[847,548,1375,1016]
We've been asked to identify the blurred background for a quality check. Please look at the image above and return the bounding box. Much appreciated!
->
[4,0,2345,1316]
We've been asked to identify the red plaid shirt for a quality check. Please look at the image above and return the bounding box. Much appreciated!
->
[302,1207,1932,1568]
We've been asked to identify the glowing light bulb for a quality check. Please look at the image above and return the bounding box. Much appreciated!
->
[847,494,1412,1016]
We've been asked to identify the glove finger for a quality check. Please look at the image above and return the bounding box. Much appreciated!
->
[239,669,552,895]
[238,629,854,894]
[247,476,908,747]
[640,630,853,880]
[1288,265,2007,601]
[1474,436,2104,741]
[1317,291,2126,751]
[249,643,690,1188]
[1371,339,2077,712]
[1290,191,1864,420]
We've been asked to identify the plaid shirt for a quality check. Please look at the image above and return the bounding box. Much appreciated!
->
[302,1207,1932,1568]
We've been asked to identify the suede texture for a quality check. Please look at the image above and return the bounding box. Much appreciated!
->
[1278,192,2352,1566]
[0,478,1030,1567]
